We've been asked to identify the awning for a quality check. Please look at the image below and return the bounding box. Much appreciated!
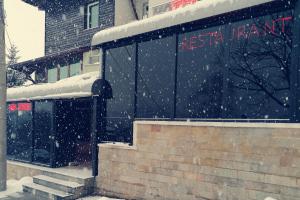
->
[91,0,274,46]
[9,46,90,75]
[7,72,112,102]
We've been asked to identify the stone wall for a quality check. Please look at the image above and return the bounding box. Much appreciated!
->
[97,121,300,200]
[7,161,43,180]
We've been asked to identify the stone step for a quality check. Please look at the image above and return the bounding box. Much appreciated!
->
[42,170,94,186]
[33,175,84,195]
[23,182,74,200]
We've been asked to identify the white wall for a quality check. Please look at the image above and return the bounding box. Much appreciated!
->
[114,0,136,26]
[149,0,171,16]
[83,49,100,74]
[133,0,149,19]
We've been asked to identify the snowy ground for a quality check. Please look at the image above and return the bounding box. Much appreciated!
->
[0,177,32,199]
[78,197,124,200]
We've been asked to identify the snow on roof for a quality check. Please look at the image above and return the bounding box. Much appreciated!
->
[92,0,274,46]
[7,72,100,101]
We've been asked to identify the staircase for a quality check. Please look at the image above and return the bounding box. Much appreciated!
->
[22,170,95,200]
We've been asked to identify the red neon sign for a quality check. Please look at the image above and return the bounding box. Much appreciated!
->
[171,0,197,10]
[180,16,293,51]
[18,103,31,111]
[8,104,17,112]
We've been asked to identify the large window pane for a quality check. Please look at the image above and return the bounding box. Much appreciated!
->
[70,62,81,77]
[226,11,292,119]
[48,68,57,83]
[105,44,136,142]
[177,10,293,120]
[137,36,176,119]
[177,26,225,119]
[7,103,32,162]
[33,101,53,165]
[60,65,69,80]
[88,2,99,29]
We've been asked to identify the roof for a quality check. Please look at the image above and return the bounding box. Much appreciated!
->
[22,0,52,10]
[7,72,100,101]
[22,0,84,11]
[10,46,89,74]
[92,0,275,46]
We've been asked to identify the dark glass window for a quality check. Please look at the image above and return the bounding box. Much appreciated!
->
[33,101,53,165]
[226,11,293,119]
[137,36,176,119]
[177,10,293,120]
[105,44,136,142]
[177,26,225,118]
[7,102,32,162]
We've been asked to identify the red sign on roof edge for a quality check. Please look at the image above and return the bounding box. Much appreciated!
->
[171,0,198,10]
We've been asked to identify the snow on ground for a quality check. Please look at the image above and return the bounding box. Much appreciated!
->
[78,197,124,200]
[265,198,277,200]
[0,177,32,199]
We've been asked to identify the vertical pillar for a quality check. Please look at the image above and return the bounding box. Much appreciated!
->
[0,0,7,191]
[91,96,98,177]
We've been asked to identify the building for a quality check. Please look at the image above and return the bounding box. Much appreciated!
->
[13,0,146,84]
[8,0,300,199]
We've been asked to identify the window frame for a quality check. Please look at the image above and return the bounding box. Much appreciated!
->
[86,1,99,30]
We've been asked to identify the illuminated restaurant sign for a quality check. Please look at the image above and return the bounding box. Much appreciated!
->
[180,16,292,51]
[152,0,199,16]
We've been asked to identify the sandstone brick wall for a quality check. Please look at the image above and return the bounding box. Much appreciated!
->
[8,161,43,180]
[97,121,300,200]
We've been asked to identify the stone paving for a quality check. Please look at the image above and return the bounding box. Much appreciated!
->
[0,192,34,200]
[0,192,124,200]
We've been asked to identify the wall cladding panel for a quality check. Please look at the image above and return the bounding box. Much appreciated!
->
[45,0,115,55]
[97,122,300,200]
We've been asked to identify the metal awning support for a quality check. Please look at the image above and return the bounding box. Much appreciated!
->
[91,80,112,177]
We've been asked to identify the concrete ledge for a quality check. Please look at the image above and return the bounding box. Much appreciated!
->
[8,161,43,180]
[99,142,136,150]
[134,120,300,129]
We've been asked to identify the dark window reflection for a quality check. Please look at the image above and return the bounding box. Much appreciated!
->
[226,12,292,119]
[34,101,53,165]
[177,26,225,118]
[7,103,32,162]
[177,10,293,120]
[105,44,136,142]
[137,36,176,118]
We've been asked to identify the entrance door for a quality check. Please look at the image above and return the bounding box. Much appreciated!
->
[55,100,92,167]
[33,101,54,166]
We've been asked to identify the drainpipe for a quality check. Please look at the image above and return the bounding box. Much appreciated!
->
[0,0,7,191]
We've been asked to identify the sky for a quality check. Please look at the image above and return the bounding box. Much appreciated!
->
[4,0,45,62]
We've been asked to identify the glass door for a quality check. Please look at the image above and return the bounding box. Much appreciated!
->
[33,101,54,166]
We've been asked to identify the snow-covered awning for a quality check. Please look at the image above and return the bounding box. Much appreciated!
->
[92,0,275,46]
[7,72,102,101]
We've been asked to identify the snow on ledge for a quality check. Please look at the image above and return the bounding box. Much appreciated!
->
[7,72,100,101]
[92,0,274,46]
[134,121,300,129]
[98,142,136,150]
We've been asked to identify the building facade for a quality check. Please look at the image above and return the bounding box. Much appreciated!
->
[15,0,150,84]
